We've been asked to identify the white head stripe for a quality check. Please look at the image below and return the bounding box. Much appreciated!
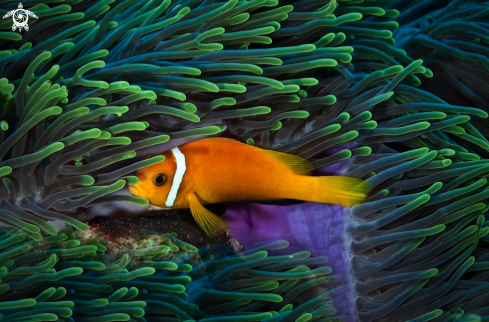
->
[165,147,186,207]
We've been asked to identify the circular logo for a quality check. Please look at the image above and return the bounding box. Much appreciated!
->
[3,3,38,32]
[13,9,28,29]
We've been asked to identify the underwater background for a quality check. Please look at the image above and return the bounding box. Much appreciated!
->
[0,0,489,321]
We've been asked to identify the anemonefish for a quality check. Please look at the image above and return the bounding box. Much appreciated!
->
[129,138,369,237]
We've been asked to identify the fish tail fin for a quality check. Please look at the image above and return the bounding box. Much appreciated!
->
[314,176,370,207]
[188,192,229,238]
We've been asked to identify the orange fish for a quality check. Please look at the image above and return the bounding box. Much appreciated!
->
[129,138,368,237]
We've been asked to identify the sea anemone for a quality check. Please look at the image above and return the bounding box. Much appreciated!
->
[0,0,489,321]
[0,225,202,321]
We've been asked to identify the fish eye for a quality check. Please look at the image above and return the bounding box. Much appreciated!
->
[152,173,167,187]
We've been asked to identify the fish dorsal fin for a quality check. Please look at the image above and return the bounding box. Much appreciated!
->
[261,149,313,175]
[188,193,229,238]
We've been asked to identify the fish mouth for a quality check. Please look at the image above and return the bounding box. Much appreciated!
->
[129,184,148,199]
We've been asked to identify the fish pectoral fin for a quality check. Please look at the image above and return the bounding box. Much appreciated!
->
[188,193,229,238]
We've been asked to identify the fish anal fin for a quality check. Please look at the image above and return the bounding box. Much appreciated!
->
[262,149,313,175]
[188,193,229,238]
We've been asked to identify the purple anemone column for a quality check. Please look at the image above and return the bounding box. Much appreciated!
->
[222,146,358,321]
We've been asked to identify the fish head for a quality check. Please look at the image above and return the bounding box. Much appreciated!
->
[128,151,176,208]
